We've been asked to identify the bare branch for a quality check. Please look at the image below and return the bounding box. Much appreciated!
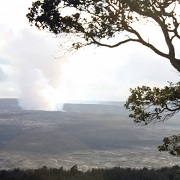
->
[90,36,139,48]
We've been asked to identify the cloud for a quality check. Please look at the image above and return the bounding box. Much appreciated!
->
[59,42,178,101]
[0,68,6,81]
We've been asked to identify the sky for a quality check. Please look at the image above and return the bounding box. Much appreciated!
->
[0,0,179,110]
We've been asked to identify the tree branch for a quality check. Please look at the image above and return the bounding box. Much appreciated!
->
[90,36,140,48]
[125,26,171,59]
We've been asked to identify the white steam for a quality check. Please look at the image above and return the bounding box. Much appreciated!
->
[18,69,57,110]
[3,29,66,111]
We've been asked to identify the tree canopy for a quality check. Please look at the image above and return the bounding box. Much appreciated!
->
[125,82,180,156]
[125,82,180,125]
[27,0,180,156]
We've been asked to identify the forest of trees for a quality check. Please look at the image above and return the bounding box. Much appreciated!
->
[0,165,180,180]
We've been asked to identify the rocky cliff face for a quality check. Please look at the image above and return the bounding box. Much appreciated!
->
[0,99,21,110]
[63,103,127,114]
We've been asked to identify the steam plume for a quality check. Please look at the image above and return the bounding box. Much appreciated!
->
[7,30,66,111]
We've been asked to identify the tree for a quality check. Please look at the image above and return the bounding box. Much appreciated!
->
[125,82,180,156]
[27,0,180,156]
[125,82,180,125]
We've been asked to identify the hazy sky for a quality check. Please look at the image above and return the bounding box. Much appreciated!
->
[0,0,179,110]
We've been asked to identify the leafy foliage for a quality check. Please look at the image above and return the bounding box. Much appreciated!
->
[125,82,180,124]
[125,82,180,156]
[27,0,180,71]
[158,134,180,156]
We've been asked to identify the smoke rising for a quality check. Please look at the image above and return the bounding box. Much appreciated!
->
[3,29,66,111]
[18,69,56,110]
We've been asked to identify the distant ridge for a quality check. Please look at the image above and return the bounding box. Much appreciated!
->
[0,98,21,110]
[0,98,127,114]
[63,103,127,114]
[64,100,124,106]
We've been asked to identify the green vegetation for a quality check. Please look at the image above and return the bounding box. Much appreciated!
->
[0,165,180,180]
[125,82,180,156]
